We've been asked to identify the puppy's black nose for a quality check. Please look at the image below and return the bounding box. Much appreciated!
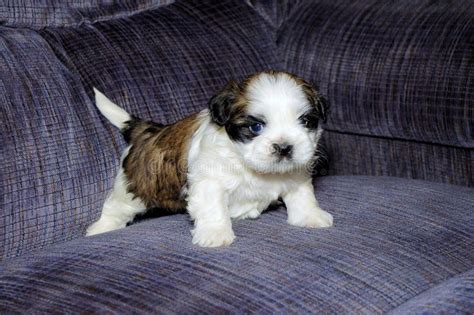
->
[272,143,293,157]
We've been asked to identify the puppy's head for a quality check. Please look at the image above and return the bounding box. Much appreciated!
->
[208,71,328,174]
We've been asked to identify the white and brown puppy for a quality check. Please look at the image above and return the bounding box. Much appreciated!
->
[86,71,333,247]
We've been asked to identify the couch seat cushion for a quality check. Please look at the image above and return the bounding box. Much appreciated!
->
[0,176,472,313]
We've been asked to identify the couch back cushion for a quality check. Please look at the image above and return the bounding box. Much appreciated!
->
[1,28,119,259]
[0,0,175,28]
[279,0,473,148]
[1,0,278,259]
[40,0,278,124]
[277,0,473,186]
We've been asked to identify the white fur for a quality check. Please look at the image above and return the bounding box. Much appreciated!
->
[236,72,322,174]
[93,88,131,129]
[186,111,332,247]
[186,73,332,246]
[87,90,146,236]
[87,76,333,246]
[86,146,146,236]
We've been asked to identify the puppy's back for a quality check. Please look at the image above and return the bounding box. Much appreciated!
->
[122,114,200,210]
[93,88,202,210]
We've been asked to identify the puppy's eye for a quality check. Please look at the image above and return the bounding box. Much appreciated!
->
[249,122,264,135]
[300,114,318,129]
[302,117,310,127]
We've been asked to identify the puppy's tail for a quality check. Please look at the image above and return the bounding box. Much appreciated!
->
[93,88,133,130]
[93,88,149,143]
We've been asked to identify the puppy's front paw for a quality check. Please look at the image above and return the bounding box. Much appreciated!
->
[192,224,236,247]
[288,207,333,228]
[86,217,125,236]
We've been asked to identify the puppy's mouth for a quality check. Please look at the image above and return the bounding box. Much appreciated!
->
[247,158,301,175]
[276,155,292,162]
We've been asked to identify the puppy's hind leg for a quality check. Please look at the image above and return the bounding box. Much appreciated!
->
[87,91,147,236]
[86,167,146,236]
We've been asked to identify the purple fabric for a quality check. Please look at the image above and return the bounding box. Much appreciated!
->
[0,27,118,259]
[40,0,279,124]
[1,1,473,312]
[0,176,473,313]
[322,131,474,187]
[278,0,474,148]
[389,269,474,315]
[0,0,176,28]
[2,0,278,259]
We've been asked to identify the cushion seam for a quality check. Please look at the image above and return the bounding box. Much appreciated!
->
[324,128,473,150]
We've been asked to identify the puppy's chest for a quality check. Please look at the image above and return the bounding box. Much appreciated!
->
[227,173,290,218]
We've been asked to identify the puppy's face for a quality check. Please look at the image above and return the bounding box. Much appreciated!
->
[209,71,328,174]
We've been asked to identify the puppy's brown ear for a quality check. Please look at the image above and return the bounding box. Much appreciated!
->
[301,82,329,123]
[208,80,240,126]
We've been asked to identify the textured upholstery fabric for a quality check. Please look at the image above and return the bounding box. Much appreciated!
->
[1,1,473,312]
[1,0,278,259]
[389,269,474,315]
[279,0,474,148]
[0,27,118,259]
[40,0,279,124]
[0,176,473,313]
[246,0,296,28]
[321,131,474,187]
[0,0,175,28]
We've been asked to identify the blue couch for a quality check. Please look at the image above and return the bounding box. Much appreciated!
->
[1,0,473,313]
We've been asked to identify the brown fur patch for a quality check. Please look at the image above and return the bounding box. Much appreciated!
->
[122,114,200,210]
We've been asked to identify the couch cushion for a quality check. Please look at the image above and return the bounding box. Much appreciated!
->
[0,0,175,29]
[322,131,474,187]
[389,269,474,315]
[279,0,473,148]
[39,0,279,124]
[1,176,472,313]
[0,27,118,260]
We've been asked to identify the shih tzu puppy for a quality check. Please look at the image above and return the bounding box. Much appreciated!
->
[86,71,333,247]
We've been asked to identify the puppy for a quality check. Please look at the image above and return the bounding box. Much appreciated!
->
[86,71,333,247]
